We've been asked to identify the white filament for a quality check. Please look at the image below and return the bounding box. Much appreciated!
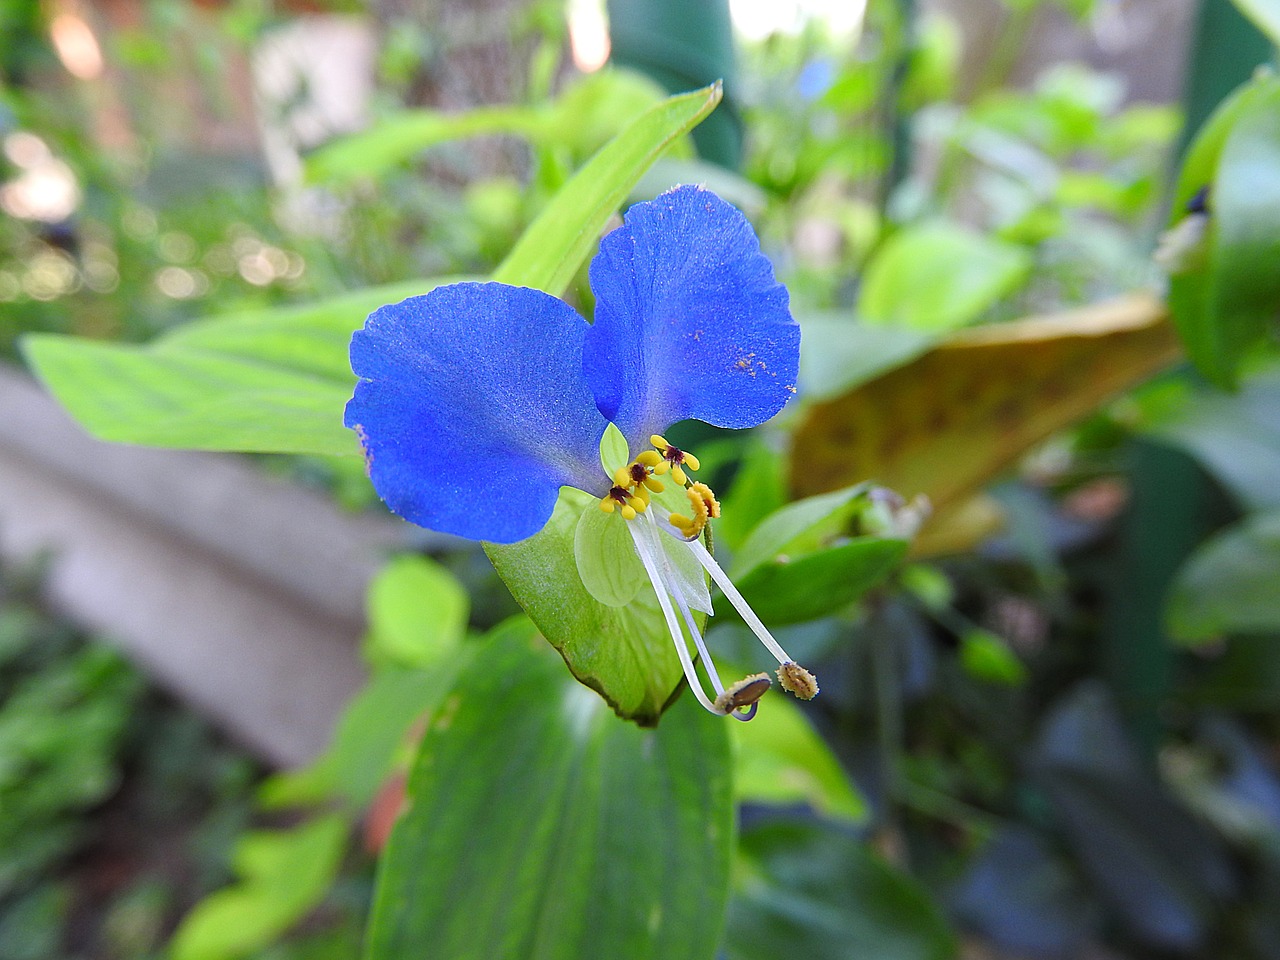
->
[627,517,720,714]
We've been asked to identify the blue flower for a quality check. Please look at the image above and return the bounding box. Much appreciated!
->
[345,185,817,718]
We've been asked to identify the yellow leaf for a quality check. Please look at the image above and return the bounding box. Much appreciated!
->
[790,294,1182,512]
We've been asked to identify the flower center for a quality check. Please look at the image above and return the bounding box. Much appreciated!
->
[592,433,820,721]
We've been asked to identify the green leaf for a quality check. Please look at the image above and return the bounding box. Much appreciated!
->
[735,538,908,626]
[858,223,1032,333]
[725,822,956,960]
[21,279,440,456]
[958,630,1028,686]
[1206,78,1280,381]
[727,485,907,625]
[169,815,348,960]
[1231,0,1280,47]
[1168,75,1280,387]
[1166,510,1280,643]
[365,555,469,668]
[492,82,722,295]
[732,695,866,821]
[306,106,546,185]
[366,623,733,960]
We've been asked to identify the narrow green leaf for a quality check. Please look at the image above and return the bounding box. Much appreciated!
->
[366,623,733,960]
[169,815,348,960]
[734,537,908,625]
[726,822,956,960]
[21,278,444,456]
[493,82,722,295]
[858,223,1032,333]
[306,106,546,185]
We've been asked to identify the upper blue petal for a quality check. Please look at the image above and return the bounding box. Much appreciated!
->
[345,282,609,544]
[581,185,800,447]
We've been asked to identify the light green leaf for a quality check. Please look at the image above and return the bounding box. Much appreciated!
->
[366,555,469,668]
[366,624,733,960]
[858,222,1032,333]
[958,630,1028,686]
[732,695,866,821]
[731,485,874,580]
[1167,510,1280,643]
[1231,0,1280,47]
[727,485,906,625]
[20,279,442,456]
[493,82,722,295]
[726,822,956,960]
[169,815,348,960]
[306,106,546,185]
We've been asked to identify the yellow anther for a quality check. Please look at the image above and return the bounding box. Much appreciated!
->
[654,461,670,476]
[650,434,670,449]
[671,465,687,486]
[627,496,647,513]
[688,482,720,521]
[620,504,637,521]
[642,476,665,493]
[632,484,651,504]
[613,467,632,488]
[682,451,701,471]
[599,498,616,514]
[636,450,662,468]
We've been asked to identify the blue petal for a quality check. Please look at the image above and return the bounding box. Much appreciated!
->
[582,185,799,446]
[345,283,609,544]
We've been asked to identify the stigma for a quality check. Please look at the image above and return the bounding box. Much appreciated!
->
[596,434,819,720]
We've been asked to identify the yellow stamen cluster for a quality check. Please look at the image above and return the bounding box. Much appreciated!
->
[669,482,720,540]
[597,434,719,538]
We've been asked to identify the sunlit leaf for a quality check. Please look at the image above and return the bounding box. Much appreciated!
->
[21,279,439,456]
[790,295,1183,512]
[365,555,469,668]
[493,82,722,295]
[366,622,733,960]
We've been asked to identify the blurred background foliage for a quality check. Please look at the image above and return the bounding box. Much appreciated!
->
[4,0,1280,958]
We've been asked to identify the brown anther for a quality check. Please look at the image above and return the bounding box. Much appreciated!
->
[713,673,771,715]
[608,485,631,506]
[629,461,649,485]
